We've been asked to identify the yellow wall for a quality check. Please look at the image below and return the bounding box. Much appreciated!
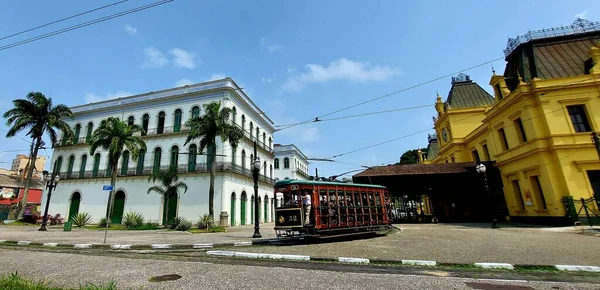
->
[428,45,600,222]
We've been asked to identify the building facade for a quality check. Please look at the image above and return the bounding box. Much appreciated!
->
[273,144,310,181]
[45,78,277,227]
[11,154,47,174]
[424,19,600,225]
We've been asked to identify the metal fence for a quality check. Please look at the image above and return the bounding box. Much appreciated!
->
[563,196,600,226]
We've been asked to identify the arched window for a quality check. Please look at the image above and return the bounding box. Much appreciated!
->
[231,107,237,124]
[79,154,87,178]
[121,151,130,176]
[66,155,75,178]
[157,111,166,134]
[284,158,290,169]
[250,154,253,165]
[92,153,101,177]
[231,146,236,165]
[153,147,162,173]
[274,158,279,169]
[249,121,253,136]
[268,137,272,149]
[54,156,63,175]
[192,106,200,119]
[127,116,135,126]
[270,165,273,179]
[241,115,246,131]
[207,144,215,168]
[73,124,81,144]
[105,154,112,177]
[262,132,266,146]
[263,161,267,176]
[256,127,259,141]
[136,149,145,174]
[173,109,182,132]
[188,144,197,172]
[241,150,246,171]
[85,122,93,143]
[142,114,149,136]
[171,145,179,166]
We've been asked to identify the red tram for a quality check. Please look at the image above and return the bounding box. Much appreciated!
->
[273,179,392,238]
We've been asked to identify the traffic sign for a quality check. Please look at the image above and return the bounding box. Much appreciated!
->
[102,185,113,191]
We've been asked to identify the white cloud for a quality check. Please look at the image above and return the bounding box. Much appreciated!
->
[282,58,400,91]
[143,47,168,68]
[300,127,320,142]
[174,79,194,87]
[169,48,197,69]
[261,73,277,83]
[286,66,296,74]
[267,99,321,144]
[124,24,137,35]
[260,37,281,52]
[575,11,588,19]
[85,90,131,104]
[207,73,226,81]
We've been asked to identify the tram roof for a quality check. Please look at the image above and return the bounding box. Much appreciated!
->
[274,179,386,189]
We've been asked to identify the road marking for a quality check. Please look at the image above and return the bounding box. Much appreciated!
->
[474,262,514,270]
[17,241,31,246]
[339,257,370,264]
[555,265,600,272]
[402,260,437,266]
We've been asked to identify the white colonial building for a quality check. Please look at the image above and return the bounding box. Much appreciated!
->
[273,144,310,181]
[44,78,276,227]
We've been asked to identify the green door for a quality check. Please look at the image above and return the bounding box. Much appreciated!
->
[251,197,254,223]
[111,191,126,224]
[68,192,81,222]
[264,196,268,222]
[162,192,178,225]
[230,193,236,226]
[241,193,247,225]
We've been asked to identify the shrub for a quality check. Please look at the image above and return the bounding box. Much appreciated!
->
[122,212,145,229]
[98,217,111,228]
[175,219,192,231]
[196,214,214,230]
[169,216,184,229]
[51,213,64,225]
[71,212,93,227]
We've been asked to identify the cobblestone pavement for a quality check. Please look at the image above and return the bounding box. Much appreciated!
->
[1,249,599,290]
[237,223,600,266]
[0,223,277,244]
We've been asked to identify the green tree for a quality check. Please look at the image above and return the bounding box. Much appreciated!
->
[147,164,188,225]
[399,148,428,165]
[2,92,73,220]
[184,102,243,218]
[89,117,146,221]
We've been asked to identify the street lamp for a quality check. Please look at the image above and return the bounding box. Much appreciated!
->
[475,163,499,228]
[39,170,60,231]
[252,144,262,238]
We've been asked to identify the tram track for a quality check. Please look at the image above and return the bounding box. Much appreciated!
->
[1,244,599,284]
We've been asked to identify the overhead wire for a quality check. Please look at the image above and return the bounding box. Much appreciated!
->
[0,0,175,52]
[274,56,505,132]
[328,75,600,160]
[0,0,129,41]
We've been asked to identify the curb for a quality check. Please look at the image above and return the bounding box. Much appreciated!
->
[2,239,599,272]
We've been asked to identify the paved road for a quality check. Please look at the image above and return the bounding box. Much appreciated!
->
[1,249,599,290]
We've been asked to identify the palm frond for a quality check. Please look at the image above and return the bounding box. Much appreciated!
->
[147,185,166,195]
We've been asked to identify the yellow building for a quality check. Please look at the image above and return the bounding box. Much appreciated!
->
[425,19,600,225]
[10,154,46,176]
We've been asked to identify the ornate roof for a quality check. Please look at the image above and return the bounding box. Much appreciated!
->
[445,73,494,109]
[353,162,474,177]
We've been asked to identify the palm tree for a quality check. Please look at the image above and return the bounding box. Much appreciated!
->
[3,92,73,220]
[184,102,243,218]
[89,117,146,222]
[147,164,188,225]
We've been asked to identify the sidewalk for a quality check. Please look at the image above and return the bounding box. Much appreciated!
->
[0,223,277,245]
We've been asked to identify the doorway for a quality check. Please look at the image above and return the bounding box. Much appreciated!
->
[111,191,126,224]
[68,192,81,222]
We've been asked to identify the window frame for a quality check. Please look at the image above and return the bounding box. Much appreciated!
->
[566,104,592,133]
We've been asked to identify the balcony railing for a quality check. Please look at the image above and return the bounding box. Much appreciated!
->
[55,123,274,155]
[57,161,276,184]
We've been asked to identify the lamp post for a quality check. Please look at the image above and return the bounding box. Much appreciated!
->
[39,170,60,231]
[252,141,262,238]
[475,163,499,228]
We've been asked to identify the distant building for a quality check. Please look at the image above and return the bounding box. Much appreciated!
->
[0,173,45,221]
[10,154,46,175]
[273,144,310,181]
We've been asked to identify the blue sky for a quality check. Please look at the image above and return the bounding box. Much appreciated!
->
[0,0,598,178]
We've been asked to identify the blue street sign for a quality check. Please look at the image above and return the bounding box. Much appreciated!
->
[102,185,113,191]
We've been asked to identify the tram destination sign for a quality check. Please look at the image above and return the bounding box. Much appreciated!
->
[275,208,304,227]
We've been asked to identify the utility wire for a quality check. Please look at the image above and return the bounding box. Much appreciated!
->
[0,127,32,144]
[0,0,129,41]
[275,57,505,132]
[328,76,599,159]
[0,0,174,52]
[273,104,432,128]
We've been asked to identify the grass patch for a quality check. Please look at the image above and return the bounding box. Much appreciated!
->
[0,272,121,290]
[188,226,226,234]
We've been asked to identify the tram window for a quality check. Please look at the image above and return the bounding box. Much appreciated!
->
[345,191,353,207]
[374,191,382,206]
[354,191,361,206]
[362,191,368,206]
[319,189,328,206]
[338,190,345,207]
